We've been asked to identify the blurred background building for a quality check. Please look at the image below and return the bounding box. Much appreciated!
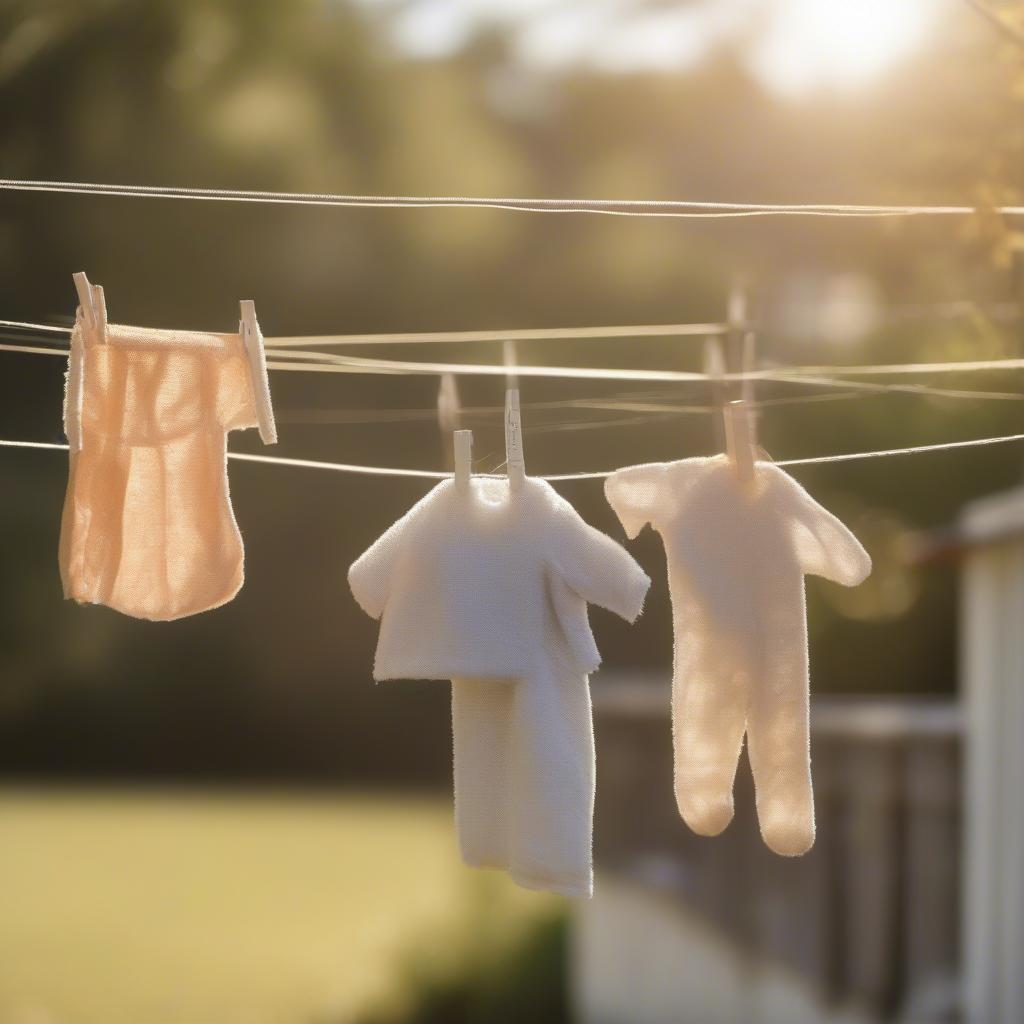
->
[1,1,1023,1022]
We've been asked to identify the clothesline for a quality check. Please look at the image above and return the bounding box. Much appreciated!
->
[270,323,730,346]
[3,178,1024,219]
[0,318,733,345]
[279,376,1024,431]
[264,350,1024,382]
[5,431,1024,480]
[237,301,1023,347]
[5,302,1024,470]
[3,300,1019,351]
[9,336,1024,431]
[5,335,1024,384]
[277,384,1024,428]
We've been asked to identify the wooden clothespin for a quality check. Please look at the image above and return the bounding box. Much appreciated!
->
[72,272,106,341]
[503,338,525,490]
[502,340,519,389]
[704,336,727,454]
[505,388,526,491]
[722,281,757,482]
[437,372,461,471]
[740,324,759,454]
[72,271,95,328]
[437,373,461,435]
[738,286,771,465]
[724,399,755,482]
[726,281,747,368]
[66,272,103,456]
[238,300,278,445]
[453,429,473,490]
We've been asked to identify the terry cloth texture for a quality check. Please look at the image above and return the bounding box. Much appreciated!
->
[350,475,650,897]
[59,306,276,621]
[605,455,870,857]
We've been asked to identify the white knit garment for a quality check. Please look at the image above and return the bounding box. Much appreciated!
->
[605,455,871,856]
[350,476,650,896]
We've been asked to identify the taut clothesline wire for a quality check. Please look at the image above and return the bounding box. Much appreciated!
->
[4,299,1018,349]
[268,323,729,346]
[0,318,731,346]
[5,433,1024,479]
[2,178,1024,219]
[9,331,1024,417]
[14,323,1024,423]
[275,384,1024,428]
[5,325,1024,472]
[261,350,1024,382]
[5,334,1024,384]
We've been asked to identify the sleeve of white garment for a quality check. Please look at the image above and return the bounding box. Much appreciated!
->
[603,462,671,540]
[348,503,420,619]
[777,471,872,586]
[546,493,651,622]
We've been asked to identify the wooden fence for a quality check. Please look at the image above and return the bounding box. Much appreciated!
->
[574,679,961,1024]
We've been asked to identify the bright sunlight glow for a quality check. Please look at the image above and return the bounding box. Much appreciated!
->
[377,0,946,96]
[748,0,942,94]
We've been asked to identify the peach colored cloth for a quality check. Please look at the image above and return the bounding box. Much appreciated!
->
[59,303,276,620]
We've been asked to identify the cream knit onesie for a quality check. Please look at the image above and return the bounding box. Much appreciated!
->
[605,455,870,856]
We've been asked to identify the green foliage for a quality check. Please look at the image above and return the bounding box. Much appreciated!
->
[354,895,569,1024]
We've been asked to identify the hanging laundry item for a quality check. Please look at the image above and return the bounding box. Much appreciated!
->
[604,455,870,856]
[59,275,276,620]
[349,474,650,897]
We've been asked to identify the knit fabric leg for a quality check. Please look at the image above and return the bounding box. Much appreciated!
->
[505,635,595,899]
[451,677,515,869]
[746,666,814,856]
[672,633,748,838]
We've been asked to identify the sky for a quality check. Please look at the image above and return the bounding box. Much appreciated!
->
[371,0,951,96]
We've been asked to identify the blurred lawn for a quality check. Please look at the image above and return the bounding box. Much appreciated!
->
[0,788,555,1024]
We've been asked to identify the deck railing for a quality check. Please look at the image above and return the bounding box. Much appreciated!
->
[586,678,961,1023]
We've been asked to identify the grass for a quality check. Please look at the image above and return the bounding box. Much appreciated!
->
[0,787,558,1024]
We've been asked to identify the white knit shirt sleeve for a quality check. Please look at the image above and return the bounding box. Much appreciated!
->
[348,504,417,619]
[602,462,671,540]
[777,471,872,586]
[546,493,651,623]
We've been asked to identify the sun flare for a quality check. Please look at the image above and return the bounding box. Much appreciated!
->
[752,0,941,93]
